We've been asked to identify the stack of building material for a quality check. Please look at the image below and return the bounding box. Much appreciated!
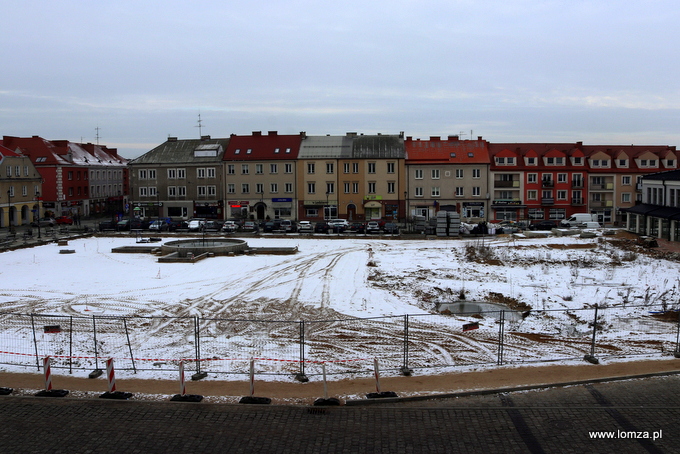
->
[413,215,427,233]
[436,211,449,237]
[448,212,461,237]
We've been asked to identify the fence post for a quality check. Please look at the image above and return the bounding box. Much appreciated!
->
[497,310,505,365]
[401,315,412,376]
[191,316,207,380]
[122,318,136,374]
[89,315,103,378]
[295,320,308,382]
[69,316,73,374]
[674,311,680,358]
[585,304,600,364]
[30,314,40,370]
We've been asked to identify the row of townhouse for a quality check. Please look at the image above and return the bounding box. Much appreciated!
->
[129,132,678,226]
[0,136,128,228]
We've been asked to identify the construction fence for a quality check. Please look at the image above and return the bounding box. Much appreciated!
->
[0,303,678,380]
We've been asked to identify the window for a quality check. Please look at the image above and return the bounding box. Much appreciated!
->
[227,165,235,175]
[472,168,481,179]
[207,168,215,178]
[285,163,293,173]
[324,182,335,194]
[572,190,582,203]
[270,183,278,193]
[387,162,395,173]
[68,187,73,196]
[256,183,264,194]
[197,168,206,178]
[387,182,395,193]
[68,171,73,180]
[208,186,216,196]
[527,157,536,165]
[547,157,554,165]
[618,159,627,167]
[542,190,553,200]
[527,190,538,200]
[368,163,376,174]
[528,173,537,184]
[344,182,350,193]
[177,168,186,179]
[197,186,207,197]
[139,187,147,197]
[415,169,423,179]
[368,182,376,193]
[307,163,315,174]
[22,185,27,196]
[24,166,29,176]
[256,164,263,175]
[431,169,440,179]
[621,193,632,203]
[148,187,157,196]
[415,187,423,197]
[148,169,156,179]
[352,182,359,193]
[352,163,359,173]
[241,183,250,193]
[667,159,675,167]
[455,169,464,179]
[431,187,440,197]
[270,164,278,174]
[622,176,631,185]
[178,186,186,197]
[528,208,544,220]
[241,164,249,175]
[455,187,464,197]
[557,173,567,183]
[285,183,293,193]
[326,163,334,174]
[573,157,583,165]
[227,184,235,194]
[472,187,481,196]
[307,182,316,194]
[344,163,350,173]
[6,166,11,177]
[557,190,567,200]
[168,169,178,179]
[556,157,564,165]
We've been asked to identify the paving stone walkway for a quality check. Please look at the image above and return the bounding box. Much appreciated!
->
[1,375,679,453]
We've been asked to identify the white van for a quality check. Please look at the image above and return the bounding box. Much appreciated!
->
[560,213,597,227]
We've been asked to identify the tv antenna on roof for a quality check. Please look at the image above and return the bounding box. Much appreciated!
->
[195,113,204,137]
[95,125,101,145]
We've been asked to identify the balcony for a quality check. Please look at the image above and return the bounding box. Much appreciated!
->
[590,183,614,190]
[542,180,554,188]
[541,198,555,206]
[494,180,519,188]
[572,198,585,206]
[591,200,614,208]
[572,180,583,188]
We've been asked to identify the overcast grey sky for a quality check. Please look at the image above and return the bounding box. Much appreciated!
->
[1,0,678,158]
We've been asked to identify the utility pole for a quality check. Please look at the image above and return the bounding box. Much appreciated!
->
[196,113,204,138]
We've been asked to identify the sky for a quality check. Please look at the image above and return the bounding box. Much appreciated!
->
[1,1,679,159]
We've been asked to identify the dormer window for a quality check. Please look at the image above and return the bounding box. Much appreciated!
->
[246,149,252,154]
[618,159,627,167]
[234,149,240,154]
[667,159,675,167]
[274,148,280,153]
[527,157,536,165]
[573,157,583,165]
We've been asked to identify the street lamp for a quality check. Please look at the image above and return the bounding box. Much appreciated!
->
[7,189,13,233]
[325,191,330,221]
[35,191,42,239]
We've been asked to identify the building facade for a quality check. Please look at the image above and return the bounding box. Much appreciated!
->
[0,142,43,228]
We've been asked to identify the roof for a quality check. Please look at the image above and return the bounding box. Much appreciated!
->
[621,203,680,220]
[130,137,229,165]
[298,135,353,159]
[2,135,70,165]
[640,169,680,181]
[405,136,489,164]
[222,131,302,161]
[351,134,405,159]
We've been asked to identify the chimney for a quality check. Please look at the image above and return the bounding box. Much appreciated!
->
[201,135,211,141]
[267,131,277,136]
[448,135,459,141]
[253,131,262,136]
[168,137,178,142]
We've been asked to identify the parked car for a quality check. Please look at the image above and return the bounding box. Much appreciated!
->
[129,218,151,230]
[148,220,169,231]
[203,220,222,231]
[528,220,558,231]
[297,221,313,233]
[280,219,297,233]
[55,216,73,225]
[263,220,283,233]
[116,219,131,231]
[383,222,400,234]
[222,220,239,233]
[31,217,55,227]
[348,222,365,234]
[168,220,189,231]
[98,220,117,231]
[496,220,523,234]
[365,221,381,234]
[314,222,330,233]
[242,221,258,232]
[187,218,206,231]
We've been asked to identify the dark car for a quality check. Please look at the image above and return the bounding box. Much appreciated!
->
[383,222,400,234]
[242,221,258,232]
[314,222,329,233]
[168,220,189,231]
[116,219,131,231]
[203,220,222,231]
[129,218,151,230]
[528,220,558,231]
[349,222,365,234]
[99,220,117,231]
[262,220,282,233]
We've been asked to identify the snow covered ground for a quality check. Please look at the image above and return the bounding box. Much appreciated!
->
[1,232,679,381]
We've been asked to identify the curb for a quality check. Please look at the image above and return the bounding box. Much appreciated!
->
[344,369,680,406]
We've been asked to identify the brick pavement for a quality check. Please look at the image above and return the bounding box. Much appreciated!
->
[1,375,679,453]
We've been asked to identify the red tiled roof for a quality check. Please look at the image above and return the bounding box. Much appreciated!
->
[223,131,302,161]
[405,136,490,164]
